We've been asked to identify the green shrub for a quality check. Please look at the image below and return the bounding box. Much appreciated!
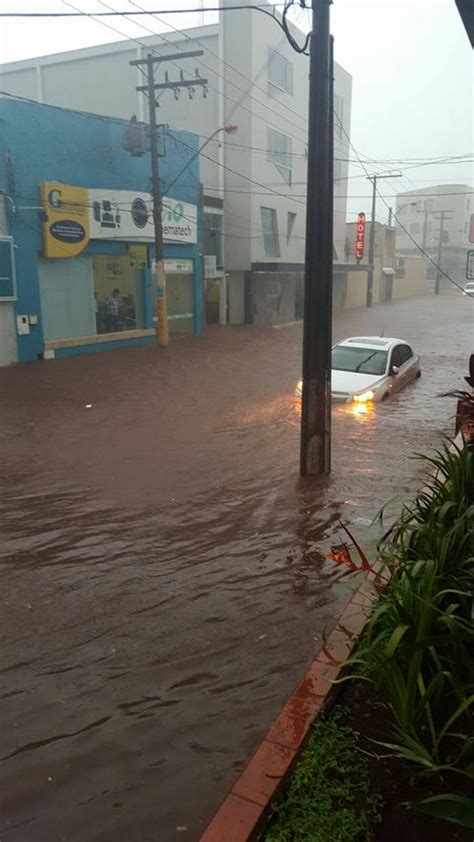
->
[349,442,474,776]
[265,711,381,842]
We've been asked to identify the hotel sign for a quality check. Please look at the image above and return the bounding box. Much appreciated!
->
[355,212,366,261]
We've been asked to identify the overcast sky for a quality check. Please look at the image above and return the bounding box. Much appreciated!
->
[0,0,472,219]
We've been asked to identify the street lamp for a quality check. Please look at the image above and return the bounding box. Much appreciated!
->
[163,124,238,196]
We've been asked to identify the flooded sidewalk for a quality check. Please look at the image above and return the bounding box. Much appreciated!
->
[0,294,471,841]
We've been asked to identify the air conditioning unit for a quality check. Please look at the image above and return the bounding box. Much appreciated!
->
[204,255,217,279]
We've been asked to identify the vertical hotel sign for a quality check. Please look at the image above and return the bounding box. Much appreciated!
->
[355,212,366,261]
[41,182,90,258]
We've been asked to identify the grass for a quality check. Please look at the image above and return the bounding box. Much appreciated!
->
[265,710,381,842]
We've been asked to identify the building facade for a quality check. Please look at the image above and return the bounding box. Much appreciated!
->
[395,184,472,289]
[345,220,428,308]
[0,97,202,364]
[0,0,353,326]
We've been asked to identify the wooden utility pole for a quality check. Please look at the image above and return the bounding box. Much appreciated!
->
[432,209,454,294]
[300,0,332,476]
[130,50,207,346]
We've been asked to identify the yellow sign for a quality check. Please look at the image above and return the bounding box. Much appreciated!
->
[128,244,147,269]
[41,182,90,258]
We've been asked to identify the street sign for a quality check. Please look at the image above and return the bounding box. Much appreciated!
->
[0,237,16,300]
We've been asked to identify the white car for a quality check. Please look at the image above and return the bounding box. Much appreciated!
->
[296,336,421,403]
[463,281,474,297]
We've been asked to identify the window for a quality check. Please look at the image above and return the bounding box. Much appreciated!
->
[409,222,420,234]
[260,207,280,257]
[287,211,297,244]
[334,94,344,139]
[332,346,388,376]
[391,344,413,368]
[268,48,293,95]
[93,255,145,334]
[203,211,223,269]
[267,126,292,184]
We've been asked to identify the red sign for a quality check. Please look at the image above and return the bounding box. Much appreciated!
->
[355,212,365,261]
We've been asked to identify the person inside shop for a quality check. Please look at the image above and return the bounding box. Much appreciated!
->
[105,288,121,332]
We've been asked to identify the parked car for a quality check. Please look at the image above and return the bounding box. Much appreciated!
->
[296,336,421,403]
[462,281,474,297]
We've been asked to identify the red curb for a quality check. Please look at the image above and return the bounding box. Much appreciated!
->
[199,576,374,842]
[200,793,264,842]
[232,740,296,806]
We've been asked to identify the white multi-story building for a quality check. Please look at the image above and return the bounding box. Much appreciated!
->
[0,0,352,324]
[395,184,472,288]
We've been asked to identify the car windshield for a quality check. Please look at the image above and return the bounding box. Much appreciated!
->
[332,346,388,376]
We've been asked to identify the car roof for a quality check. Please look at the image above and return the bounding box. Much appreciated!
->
[336,336,408,350]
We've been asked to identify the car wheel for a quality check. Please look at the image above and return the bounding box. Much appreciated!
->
[416,370,421,379]
[382,392,390,401]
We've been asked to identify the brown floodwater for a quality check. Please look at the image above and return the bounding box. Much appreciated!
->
[0,293,471,841]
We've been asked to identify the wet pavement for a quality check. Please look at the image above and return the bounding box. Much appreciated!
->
[0,293,472,842]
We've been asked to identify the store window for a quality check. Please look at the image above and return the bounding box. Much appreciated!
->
[93,255,145,334]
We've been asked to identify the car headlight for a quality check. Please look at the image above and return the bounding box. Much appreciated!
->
[353,390,375,403]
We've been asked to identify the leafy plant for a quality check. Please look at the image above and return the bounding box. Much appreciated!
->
[408,794,474,829]
[265,710,381,841]
[330,441,474,777]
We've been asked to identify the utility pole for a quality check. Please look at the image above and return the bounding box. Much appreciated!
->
[420,207,429,251]
[432,209,453,295]
[366,172,402,307]
[300,0,332,476]
[130,50,207,346]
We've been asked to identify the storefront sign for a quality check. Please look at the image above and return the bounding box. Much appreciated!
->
[41,182,197,258]
[355,212,366,261]
[88,189,197,245]
[128,244,147,269]
[152,258,193,274]
[41,182,90,258]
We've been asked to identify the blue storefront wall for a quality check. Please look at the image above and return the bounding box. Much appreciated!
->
[0,97,202,361]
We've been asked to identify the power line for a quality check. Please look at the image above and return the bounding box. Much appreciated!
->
[90,0,314,146]
[0,5,288,18]
[127,0,313,135]
[333,113,467,294]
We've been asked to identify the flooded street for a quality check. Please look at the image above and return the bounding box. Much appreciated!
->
[0,293,471,842]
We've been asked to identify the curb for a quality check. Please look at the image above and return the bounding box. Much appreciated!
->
[199,577,374,842]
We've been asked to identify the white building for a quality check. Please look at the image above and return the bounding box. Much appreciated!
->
[0,0,353,325]
[395,184,472,288]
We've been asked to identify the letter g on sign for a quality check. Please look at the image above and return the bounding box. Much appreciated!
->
[48,188,62,209]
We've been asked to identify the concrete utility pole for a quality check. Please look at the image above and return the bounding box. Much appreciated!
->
[366,172,402,307]
[130,50,207,346]
[300,0,333,476]
[432,209,453,295]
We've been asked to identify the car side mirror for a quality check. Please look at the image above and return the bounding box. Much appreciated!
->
[391,365,399,376]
